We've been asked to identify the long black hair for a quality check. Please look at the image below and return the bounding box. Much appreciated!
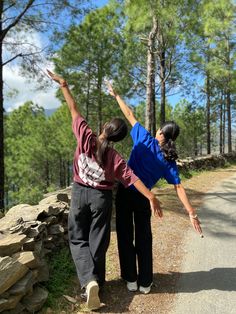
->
[159,121,180,161]
[96,118,128,166]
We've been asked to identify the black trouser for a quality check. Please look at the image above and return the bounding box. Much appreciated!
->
[68,182,112,289]
[115,184,153,287]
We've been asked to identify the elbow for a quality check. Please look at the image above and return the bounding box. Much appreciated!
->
[174,183,182,192]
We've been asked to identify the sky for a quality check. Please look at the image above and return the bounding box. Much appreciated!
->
[3,31,60,112]
[3,0,110,113]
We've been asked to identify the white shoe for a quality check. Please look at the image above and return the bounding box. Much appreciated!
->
[86,280,100,310]
[139,284,152,294]
[127,281,138,291]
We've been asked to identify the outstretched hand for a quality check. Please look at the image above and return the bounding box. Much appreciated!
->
[150,197,163,218]
[106,81,117,98]
[47,69,65,85]
[190,215,203,237]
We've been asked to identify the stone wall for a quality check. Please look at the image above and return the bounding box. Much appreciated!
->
[0,152,235,313]
[0,193,70,313]
[177,152,236,173]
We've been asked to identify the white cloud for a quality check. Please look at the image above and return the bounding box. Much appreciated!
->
[3,31,60,112]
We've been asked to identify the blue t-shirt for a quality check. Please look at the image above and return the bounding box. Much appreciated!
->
[128,122,181,190]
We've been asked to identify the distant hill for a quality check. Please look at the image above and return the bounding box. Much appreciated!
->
[5,107,57,116]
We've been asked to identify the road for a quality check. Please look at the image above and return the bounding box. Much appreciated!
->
[170,173,236,314]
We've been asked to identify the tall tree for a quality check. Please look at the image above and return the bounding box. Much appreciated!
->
[5,102,47,206]
[203,0,236,153]
[173,100,205,157]
[53,5,126,133]
[185,0,236,154]
[0,0,86,210]
[123,0,186,134]
[47,104,76,189]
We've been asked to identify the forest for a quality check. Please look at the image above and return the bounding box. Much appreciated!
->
[1,0,235,209]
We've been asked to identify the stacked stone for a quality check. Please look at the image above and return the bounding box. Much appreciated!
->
[177,152,236,172]
[0,192,70,313]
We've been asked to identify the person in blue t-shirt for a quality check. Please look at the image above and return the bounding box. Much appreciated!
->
[107,82,203,295]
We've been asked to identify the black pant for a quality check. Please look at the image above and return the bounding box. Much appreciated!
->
[68,182,112,288]
[115,184,153,287]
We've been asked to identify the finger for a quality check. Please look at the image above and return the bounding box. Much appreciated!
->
[194,221,202,234]
[46,69,53,76]
[154,208,163,218]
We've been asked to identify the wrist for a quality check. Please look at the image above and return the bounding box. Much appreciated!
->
[147,192,155,201]
[60,80,68,87]
[189,213,198,219]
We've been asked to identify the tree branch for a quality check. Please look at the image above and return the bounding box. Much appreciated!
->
[2,0,35,40]
[2,48,45,67]
[3,3,16,13]
[2,53,23,66]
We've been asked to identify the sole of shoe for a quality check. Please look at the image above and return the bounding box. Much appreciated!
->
[86,281,100,310]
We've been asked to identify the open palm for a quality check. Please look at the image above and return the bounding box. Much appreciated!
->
[47,69,64,84]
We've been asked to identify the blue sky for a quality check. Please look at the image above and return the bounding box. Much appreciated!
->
[3,0,110,112]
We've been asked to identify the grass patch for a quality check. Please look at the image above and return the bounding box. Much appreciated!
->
[43,247,76,308]
[155,178,168,188]
[154,169,204,189]
[179,169,203,180]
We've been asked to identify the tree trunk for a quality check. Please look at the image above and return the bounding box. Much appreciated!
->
[0,1,4,210]
[151,74,156,135]
[206,73,211,154]
[193,115,198,156]
[226,39,232,153]
[219,92,224,154]
[97,67,103,134]
[160,49,166,125]
[223,98,226,154]
[86,59,91,122]
[145,16,158,134]
[226,90,232,153]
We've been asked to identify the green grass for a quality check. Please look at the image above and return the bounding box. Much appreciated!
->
[179,169,204,180]
[43,247,76,308]
[154,169,204,189]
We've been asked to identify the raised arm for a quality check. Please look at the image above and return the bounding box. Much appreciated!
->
[174,183,203,236]
[47,70,80,121]
[107,82,137,127]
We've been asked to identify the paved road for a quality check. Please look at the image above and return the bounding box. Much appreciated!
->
[170,173,236,314]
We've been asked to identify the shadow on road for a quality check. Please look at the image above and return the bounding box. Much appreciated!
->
[153,268,236,294]
[97,278,135,313]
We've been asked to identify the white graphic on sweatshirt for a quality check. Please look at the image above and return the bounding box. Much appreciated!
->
[78,153,105,187]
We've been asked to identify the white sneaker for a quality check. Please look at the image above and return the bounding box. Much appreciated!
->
[86,280,100,310]
[127,281,138,291]
[139,284,152,294]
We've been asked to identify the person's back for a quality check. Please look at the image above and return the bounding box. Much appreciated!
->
[47,70,162,310]
[127,121,180,190]
[107,81,202,294]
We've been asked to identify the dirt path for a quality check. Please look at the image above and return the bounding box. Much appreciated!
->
[101,166,236,314]
[45,165,236,314]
